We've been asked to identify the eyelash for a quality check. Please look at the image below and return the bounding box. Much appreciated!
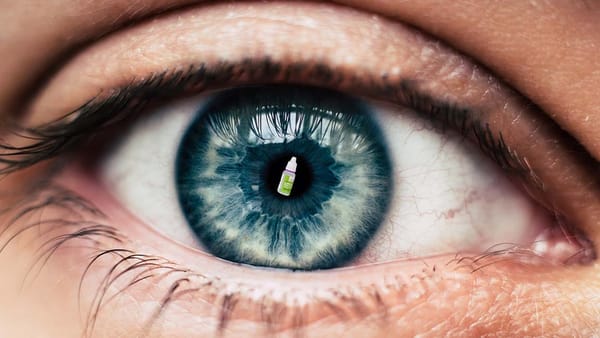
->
[3,182,558,337]
[0,57,572,336]
[0,58,527,180]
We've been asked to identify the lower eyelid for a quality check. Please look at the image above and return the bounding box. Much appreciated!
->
[0,154,595,336]
[1,184,593,337]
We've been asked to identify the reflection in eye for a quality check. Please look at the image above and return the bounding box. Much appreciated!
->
[176,86,392,269]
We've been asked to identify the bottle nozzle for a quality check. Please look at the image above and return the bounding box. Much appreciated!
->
[285,156,297,172]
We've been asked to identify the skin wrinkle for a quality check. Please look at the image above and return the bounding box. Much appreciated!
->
[0,1,600,159]
[0,0,597,162]
[0,0,599,337]
[333,0,600,161]
[2,179,594,336]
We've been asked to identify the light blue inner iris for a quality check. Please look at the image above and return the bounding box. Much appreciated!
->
[176,86,392,269]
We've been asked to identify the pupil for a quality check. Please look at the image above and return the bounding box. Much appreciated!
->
[264,153,313,198]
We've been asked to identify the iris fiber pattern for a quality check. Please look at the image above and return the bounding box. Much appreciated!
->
[176,86,392,269]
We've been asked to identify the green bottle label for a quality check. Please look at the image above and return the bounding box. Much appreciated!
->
[277,171,295,196]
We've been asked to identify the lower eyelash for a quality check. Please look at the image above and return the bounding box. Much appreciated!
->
[83,250,196,337]
[0,181,589,336]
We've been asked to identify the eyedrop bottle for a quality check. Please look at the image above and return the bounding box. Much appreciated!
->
[277,156,297,197]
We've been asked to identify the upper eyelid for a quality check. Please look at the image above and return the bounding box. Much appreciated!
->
[6,1,599,164]
[0,60,507,173]
[27,2,500,123]
[6,1,600,240]
[6,13,517,179]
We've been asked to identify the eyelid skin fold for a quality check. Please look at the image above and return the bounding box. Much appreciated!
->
[17,2,600,243]
[1,1,600,337]
[334,0,600,163]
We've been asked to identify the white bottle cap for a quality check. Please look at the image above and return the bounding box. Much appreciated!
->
[285,156,297,172]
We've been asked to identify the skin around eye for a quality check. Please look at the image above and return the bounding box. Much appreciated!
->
[6,2,592,334]
[0,1,600,337]
[339,0,600,162]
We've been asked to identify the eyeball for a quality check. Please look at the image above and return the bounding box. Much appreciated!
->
[102,85,555,270]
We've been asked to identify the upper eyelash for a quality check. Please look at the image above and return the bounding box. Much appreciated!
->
[0,58,528,180]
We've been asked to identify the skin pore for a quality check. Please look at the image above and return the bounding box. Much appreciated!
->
[0,1,599,337]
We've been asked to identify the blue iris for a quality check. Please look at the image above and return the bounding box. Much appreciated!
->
[176,85,392,269]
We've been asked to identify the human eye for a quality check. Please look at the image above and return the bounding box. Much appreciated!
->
[1,1,599,337]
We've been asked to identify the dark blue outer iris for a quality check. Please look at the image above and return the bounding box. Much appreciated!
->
[176,85,392,270]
